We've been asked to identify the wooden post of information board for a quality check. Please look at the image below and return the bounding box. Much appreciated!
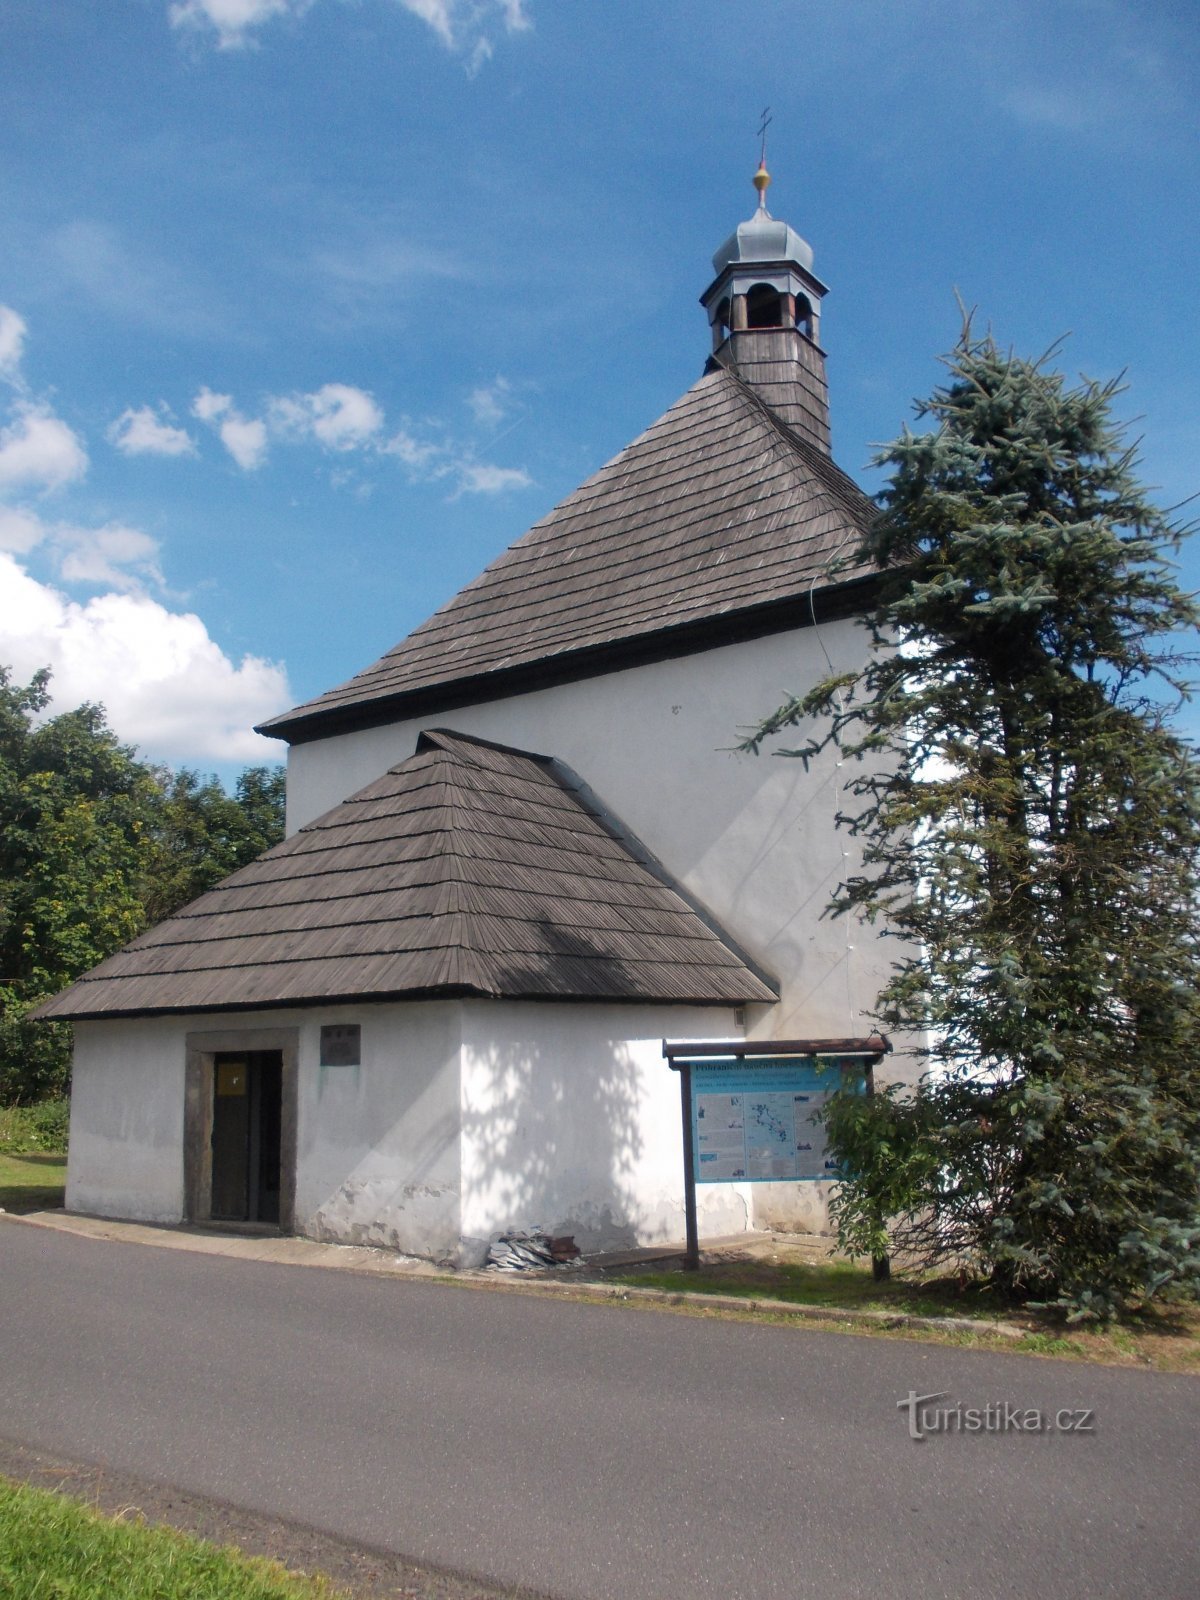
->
[678,1059,700,1271]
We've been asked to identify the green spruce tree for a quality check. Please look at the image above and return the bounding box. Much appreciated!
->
[749,326,1200,1317]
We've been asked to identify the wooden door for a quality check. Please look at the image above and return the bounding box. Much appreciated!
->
[211,1051,282,1223]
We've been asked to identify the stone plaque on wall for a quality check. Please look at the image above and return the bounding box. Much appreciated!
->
[320,1024,361,1066]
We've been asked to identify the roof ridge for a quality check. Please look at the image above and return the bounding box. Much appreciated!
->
[416,726,556,767]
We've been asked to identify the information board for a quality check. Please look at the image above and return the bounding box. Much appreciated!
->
[688,1057,864,1183]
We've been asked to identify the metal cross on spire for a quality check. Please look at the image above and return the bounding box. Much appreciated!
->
[754,107,773,209]
[757,106,772,167]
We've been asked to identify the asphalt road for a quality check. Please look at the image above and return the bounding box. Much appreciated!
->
[0,1220,1195,1600]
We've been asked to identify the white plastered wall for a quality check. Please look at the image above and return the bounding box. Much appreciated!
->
[66,994,849,1255]
[458,1000,751,1262]
[67,1003,462,1255]
[68,1016,189,1223]
[295,1000,461,1257]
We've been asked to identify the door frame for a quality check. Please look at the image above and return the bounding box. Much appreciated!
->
[184,1026,299,1231]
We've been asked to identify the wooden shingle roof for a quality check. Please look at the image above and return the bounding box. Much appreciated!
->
[261,364,875,743]
[36,730,777,1021]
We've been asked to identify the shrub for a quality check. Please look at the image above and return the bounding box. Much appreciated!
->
[0,1098,69,1153]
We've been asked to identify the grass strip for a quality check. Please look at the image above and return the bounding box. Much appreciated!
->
[603,1259,1200,1371]
[0,1477,346,1599]
[0,1152,66,1213]
[606,1259,991,1317]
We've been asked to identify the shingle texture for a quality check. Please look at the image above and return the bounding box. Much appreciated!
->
[36,730,777,1021]
[261,364,874,740]
[719,331,831,451]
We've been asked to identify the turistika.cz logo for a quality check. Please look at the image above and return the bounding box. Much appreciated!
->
[898,1391,1095,1441]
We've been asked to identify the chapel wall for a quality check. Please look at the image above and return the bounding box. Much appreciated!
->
[291,999,463,1259]
[68,1016,190,1223]
[456,1000,749,1263]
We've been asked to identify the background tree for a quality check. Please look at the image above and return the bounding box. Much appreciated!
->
[141,765,287,924]
[749,327,1200,1318]
[0,667,285,1104]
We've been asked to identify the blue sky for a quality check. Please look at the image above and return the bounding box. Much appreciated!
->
[1,0,1197,779]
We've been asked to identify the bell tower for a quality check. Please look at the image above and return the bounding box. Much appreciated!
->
[700,162,831,454]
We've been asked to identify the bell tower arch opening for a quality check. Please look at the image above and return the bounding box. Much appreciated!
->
[746,283,784,328]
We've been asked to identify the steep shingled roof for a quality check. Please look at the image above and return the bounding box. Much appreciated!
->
[261,365,875,742]
[35,730,777,1021]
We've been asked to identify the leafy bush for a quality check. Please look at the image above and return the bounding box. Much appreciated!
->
[0,1000,72,1105]
[0,1098,69,1153]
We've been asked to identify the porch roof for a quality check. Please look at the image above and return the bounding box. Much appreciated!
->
[35,729,778,1021]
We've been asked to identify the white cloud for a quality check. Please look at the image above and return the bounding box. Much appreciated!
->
[0,312,291,764]
[218,414,269,470]
[466,36,493,77]
[0,504,167,593]
[56,523,165,593]
[396,0,532,57]
[188,379,530,493]
[196,381,386,471]
[169,0,533,65]
[109,404,197,458]
[192,387,269,470]
[191,386,231,424]
[169,0,302,50]
[454,461,531,495]
[0,506,44,554]
[467,375,513,428]
[0,307,88,495]
[0,404,88,494]
[0,552,292,763]
[0,306,27,380]
[379,420,530,495]
[497,0,530,30]
[399,0,456,48]
[380,426,442,469]
[270,383,384,450]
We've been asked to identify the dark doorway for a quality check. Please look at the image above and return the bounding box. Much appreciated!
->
[210,1051,283,1224]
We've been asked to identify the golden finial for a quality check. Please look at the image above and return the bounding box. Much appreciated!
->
[753,160,771,201]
